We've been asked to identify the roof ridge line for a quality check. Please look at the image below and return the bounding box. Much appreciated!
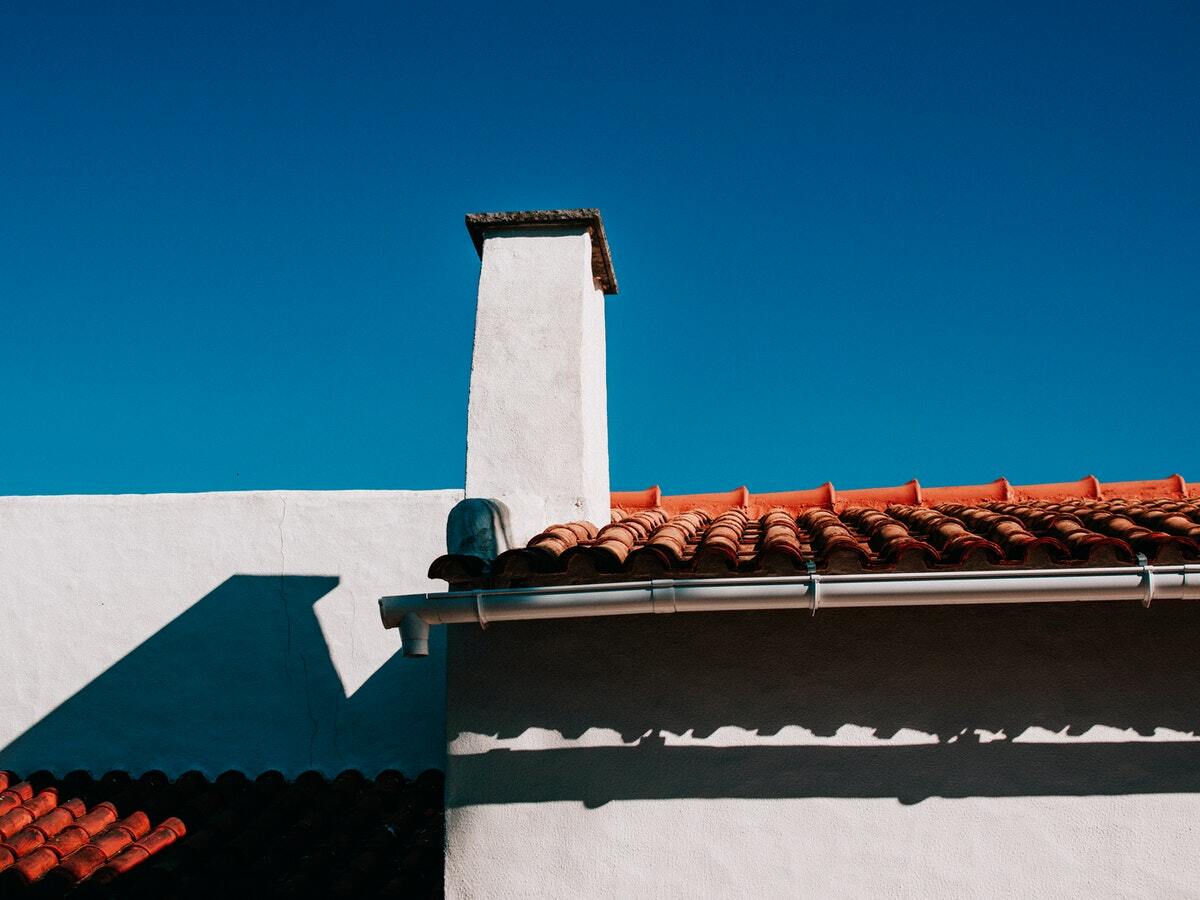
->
[611,475,1189,514]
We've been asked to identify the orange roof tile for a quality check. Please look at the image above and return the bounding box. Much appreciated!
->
[432,475,1198,588]
[613,475,1190,517]
[0,768,444,896]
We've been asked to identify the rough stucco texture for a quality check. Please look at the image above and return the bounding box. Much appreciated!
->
[445,604,1200,898]
[465,229,610,547]
[0,489,460,777]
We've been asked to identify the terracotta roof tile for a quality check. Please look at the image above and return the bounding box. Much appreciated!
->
[431,475,1199,588]
[885,505,1004,566]
[0,768,444,897]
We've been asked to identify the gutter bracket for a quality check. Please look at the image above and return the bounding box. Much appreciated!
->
[806,560,820,616]
[475,590,489,629]
[1138,553,1154,608]
[651,580,677,614]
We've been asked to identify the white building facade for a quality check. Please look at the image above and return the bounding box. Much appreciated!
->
[5,209,1200,898]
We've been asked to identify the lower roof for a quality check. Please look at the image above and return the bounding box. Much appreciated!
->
[0,768,443,897]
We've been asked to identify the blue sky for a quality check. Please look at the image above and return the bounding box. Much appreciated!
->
[2,2,1197,496]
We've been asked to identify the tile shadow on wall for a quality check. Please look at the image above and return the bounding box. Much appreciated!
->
[1,575,420,776]
[447,601,1200,806]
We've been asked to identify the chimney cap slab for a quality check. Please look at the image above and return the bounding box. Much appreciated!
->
[465,208,618,295]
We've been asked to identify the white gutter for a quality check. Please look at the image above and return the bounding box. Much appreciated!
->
[381,563,1200,656]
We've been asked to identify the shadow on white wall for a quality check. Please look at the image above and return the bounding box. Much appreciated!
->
[447,602,1200,807]
[1,575,428,777]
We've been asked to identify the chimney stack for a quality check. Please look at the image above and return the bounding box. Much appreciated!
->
[462,210,617,548]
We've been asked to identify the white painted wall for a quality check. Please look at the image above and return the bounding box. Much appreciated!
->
[445,604,1200,898]
[465,228,610,546]
[0,489,460,777]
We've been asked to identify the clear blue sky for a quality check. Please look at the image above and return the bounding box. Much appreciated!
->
[2,2,1197,496]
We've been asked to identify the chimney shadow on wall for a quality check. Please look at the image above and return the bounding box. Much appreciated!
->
[447,601,1200,806]
[0,575,416,777]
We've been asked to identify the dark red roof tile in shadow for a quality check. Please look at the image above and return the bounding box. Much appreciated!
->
[50,811,151,883]
[839,507,940,571]
[755,508,806,572]
[1044,502,1200,564]
[692,509,753,573]
[885,505,1004,568]
[1,797,86,861]
[92,817,186,883]
[0,768,444,898]
[797,508,871,573]
[934,504,1070,566]
[0,780,35,815]
[983,503,1138,565]
[429,475,1196,588]
[0,789,59,840]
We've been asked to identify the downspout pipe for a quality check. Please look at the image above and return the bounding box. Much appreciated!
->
[381,564,1200,657]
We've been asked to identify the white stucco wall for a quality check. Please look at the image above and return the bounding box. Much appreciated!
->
[445,604,1200,898]
[465,228,610,546]
[0,489,460,777]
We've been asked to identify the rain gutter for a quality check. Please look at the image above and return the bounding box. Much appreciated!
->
[380,562,1200,657]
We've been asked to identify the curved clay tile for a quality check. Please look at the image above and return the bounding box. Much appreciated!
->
[922,478,1013,505]
[1121,503,1200,541]
[589,521,643,567]
[490,548,540,578]
[840,507,939,569]
[610,486,662,512]
[51,812,151,882]
[636,510,710,567]
[2,767,442,892]
[0,785,35,821]
[760,509,804,558]
[886,505,1004,567]
[93,817,186,881]
[619,473,1188,519]
[1102,475,1188,500]
[586,507,671,568]
[0,790,59,841]
[934,504,1069,565]
[1,798,86,859]
[752,484,836,515]
[654,487,749,517]
[427,554,488,585]
[754,509,807,572]
[693,509,751,572]
[1048,503,1199,563]
[527,521,598,558]
[17,809,136,886]
[797,508,870,572]
[985,503,1135,565]
[491,521,601,579]
[838,480,922,510]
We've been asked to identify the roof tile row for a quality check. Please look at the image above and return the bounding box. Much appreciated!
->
[0,768,443,898]
[432,489,1200,588]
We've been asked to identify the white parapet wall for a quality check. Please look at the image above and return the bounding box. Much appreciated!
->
[444,603,1200,898]
[0,489,460,777]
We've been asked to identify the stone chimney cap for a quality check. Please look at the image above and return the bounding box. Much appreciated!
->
[465,209,618,295]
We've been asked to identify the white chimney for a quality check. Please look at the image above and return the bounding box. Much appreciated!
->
[463,209,617,548]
